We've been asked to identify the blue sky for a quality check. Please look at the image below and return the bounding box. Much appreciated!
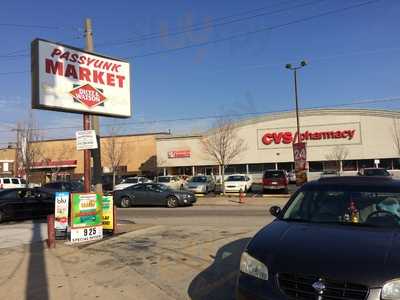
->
[0,0,399,144]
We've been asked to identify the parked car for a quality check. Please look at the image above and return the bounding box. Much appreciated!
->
[262,170,288,193]
[42,181,84,193]
[156,175,184,190]
[0,177,27,189]
[320,169,340,177]
[287,170,296,183]
[0,188,54,222]
[185,175,215,194]
[237,176,400,300]
[114,183,196,208]
[224,174,253,193]
[113,176,152,191]
[358,167,391,177]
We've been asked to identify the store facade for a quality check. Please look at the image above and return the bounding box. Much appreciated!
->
[156,109,400,181]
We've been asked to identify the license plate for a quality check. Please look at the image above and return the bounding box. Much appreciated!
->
[272,182,278,185]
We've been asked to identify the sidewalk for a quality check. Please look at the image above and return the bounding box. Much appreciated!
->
[0,223,258,300]
[193,195,290,207]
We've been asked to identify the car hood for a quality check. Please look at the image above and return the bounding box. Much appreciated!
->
[247,220,400,287]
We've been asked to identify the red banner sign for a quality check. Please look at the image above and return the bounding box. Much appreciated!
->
[293,142,307,186]
[168,150,191,159]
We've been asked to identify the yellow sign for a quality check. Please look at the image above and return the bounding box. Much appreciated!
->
[102,196,114,230]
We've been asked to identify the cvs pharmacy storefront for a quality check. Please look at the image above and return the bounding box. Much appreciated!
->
[156,109,400,180]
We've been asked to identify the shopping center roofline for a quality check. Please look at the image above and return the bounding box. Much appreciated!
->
[33,131,171,143]
[157,108,400,140]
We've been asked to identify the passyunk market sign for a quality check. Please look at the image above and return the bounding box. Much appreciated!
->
[257,123,361,149]
[31,39,131,118]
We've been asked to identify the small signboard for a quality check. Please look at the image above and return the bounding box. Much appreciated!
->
[102,196,114,230]
[168,150,191,159]
[293,142,308,185]
[70,193,103,243]
[54,192,69,231]
[70,225,103,243]
[76,130,98,150]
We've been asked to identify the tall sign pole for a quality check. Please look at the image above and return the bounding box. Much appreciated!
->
[83,19,93,193]
[84,18,103,194]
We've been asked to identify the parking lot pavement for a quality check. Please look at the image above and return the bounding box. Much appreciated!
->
[0,220,47,249]
[0,223,267,300]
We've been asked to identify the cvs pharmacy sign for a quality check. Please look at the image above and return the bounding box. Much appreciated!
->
[262,129,356,145]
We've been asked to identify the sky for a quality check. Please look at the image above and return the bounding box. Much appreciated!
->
[0,0,399,145]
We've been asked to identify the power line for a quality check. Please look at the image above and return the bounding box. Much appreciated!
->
[1,96,397,134]
[0,35,83,59]
[0,23,72,30]
[96,0,322,49]
[0,0,383,75]
[132,0,381,58]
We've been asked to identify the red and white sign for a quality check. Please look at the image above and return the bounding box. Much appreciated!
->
[262,129,356,145]
[257,123,361,149]
[168,150,191,159]
[293,142,308,185]
[31,39,131,118]
[70,84,106,108]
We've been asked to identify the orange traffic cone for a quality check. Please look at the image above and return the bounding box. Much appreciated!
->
[239,189,245,204]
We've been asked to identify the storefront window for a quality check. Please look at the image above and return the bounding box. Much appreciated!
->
[358,159,374,169]
[380,159,393,170]
[277,162,294,171]
[249,164,263,173]
[324,161,340,171]
[393,158,400,170]
[309,161,323,172]
[342,160,357,171]
[225,164,246,174]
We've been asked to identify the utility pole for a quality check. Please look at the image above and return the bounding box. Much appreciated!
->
[84,18,103,194]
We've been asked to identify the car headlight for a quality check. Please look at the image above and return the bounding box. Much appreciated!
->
[240,252,268,280]
[382,280,400,299]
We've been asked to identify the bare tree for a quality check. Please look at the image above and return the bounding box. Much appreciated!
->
[16,118,43,184]
[201,118,247,194]
[325,145,349,172]
[103,126,127,189]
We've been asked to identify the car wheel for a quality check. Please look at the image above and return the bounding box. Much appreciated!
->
[166,196,178,208]
[120,197,131,208]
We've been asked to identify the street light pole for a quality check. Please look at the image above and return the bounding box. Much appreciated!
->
[286,61,307,143]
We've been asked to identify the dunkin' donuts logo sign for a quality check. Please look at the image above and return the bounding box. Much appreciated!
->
[257,123,361,149]
[31,39,131,118]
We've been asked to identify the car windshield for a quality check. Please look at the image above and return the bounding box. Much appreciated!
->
[282,189,400,228]
[364,169,390,176]
[264,171,284,178]
[157,177,170,183]
[190,176,207,183]
[227,175,246,181]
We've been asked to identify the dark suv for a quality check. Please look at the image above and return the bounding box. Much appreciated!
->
[262,170,288,193]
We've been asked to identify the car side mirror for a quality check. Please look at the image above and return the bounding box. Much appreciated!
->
[269,206,281,217]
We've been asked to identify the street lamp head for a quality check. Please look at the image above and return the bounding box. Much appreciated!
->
[300,60,308,67]
[285,63,292,69]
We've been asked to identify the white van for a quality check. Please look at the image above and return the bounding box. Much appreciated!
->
[0,177,27,189]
